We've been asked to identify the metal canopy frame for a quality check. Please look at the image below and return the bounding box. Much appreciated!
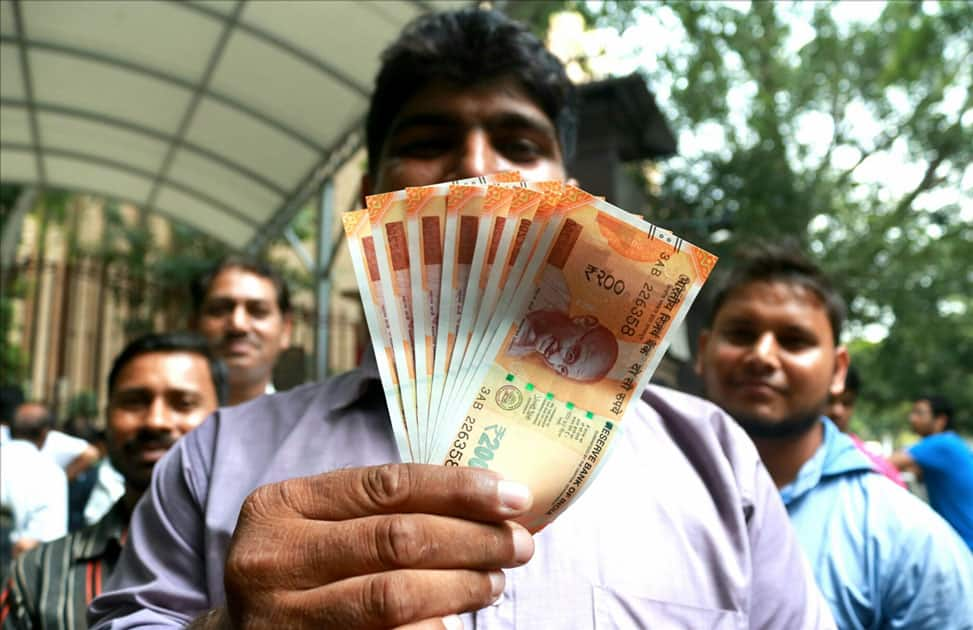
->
[0,0,466,251]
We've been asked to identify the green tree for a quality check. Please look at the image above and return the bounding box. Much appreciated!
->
[508,0,973,433]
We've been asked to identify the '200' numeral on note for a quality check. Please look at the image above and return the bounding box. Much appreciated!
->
[468,424,507,469]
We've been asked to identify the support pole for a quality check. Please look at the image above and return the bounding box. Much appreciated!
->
[315,178,335,380]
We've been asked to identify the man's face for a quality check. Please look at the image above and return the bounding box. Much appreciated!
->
[368,77,567,194]
[908,399,942,436]
[107,351,218,491]
[196,267,291,387]
[696,281,848,438]
[826,389,857,433]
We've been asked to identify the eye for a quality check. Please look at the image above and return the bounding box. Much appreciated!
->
[498,137,543,162]
[721,327,756,345]
[777,334,816,351]
[169,394,200,412]
[394,134,455,159]
[203,300,233,317]
[247,302,273,319]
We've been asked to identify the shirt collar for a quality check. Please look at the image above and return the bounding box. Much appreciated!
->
[72,498,128,562]
[780,417,874,505]
[328,346,381,413]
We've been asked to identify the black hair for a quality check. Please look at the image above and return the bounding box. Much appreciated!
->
[190,256,291,316]
[706,241,846,344]
[0,384,24,423]
[9,402,52,441]
[107,332,228,406]
[366,8,577,177]
[917,394,954,431]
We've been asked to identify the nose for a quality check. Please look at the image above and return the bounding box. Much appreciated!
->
[228,304,249,331]
[144,397,176,431]
[745,332,780,370]
[453,129,506,180]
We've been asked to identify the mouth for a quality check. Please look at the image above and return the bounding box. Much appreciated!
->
[133,445,170,464]
[734,380,781,398]
[223,340,257,356]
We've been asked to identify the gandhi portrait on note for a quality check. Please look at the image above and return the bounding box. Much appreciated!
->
[507,309,619,382]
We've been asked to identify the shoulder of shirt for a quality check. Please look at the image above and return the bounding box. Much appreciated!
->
[181,365,379,450]
[636,384,765,498]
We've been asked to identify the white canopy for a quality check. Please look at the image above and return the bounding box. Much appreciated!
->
[0,0,466,251]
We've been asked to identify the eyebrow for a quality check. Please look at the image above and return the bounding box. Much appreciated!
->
[387,111,557,140]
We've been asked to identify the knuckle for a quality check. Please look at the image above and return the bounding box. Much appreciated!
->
[361,572,418,627]
[375,515,425,568]
[362,464,413,509]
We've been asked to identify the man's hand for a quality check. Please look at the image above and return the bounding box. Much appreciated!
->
[222,464,534,629]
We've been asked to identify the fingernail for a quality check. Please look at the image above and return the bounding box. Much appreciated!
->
[497,480,531,511]
[511,524,534,564]
[489,570,505,599]
[442,614,464,630]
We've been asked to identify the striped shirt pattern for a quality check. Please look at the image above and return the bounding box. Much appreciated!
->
[1,500,125,630]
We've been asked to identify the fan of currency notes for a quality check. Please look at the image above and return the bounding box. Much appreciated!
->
[343,173,717,530]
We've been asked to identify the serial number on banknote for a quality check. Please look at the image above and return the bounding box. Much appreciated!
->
[445,387,490,466]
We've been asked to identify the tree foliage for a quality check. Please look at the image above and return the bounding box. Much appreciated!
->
[508,0,973,434]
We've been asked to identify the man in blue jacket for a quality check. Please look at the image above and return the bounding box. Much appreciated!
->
[696,242,973,629]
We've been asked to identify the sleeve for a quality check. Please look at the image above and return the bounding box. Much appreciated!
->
[87,421,215,629]
[745,459,837,630]
[884,504,973,628]
[44,433,91,470]
[907,434,950,473]
[19,464,67,543]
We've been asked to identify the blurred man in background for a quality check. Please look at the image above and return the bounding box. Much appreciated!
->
[191,257,292,406]
[8,401,99,483]
[1,421,67,569]
[825,366,906,488]
[890,395,973,551]
[1,332,225,629]
[696,243,973,628]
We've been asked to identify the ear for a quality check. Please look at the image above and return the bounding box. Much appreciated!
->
[830,346,850,397]
[280,314,293,350]
[695,330,710,376]
[933,413,949,433]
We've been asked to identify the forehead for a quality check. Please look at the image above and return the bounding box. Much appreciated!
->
[113,351,211,391]
[206,267,278,302]
[388,77,558,137]
[715,281,831,328]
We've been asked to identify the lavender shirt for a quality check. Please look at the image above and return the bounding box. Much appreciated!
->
[89,363,834,629]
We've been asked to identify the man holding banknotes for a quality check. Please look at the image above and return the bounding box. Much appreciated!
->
[90,9,835,629]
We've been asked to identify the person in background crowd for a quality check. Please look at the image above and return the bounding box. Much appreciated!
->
[90,9,834,629]
[0,385,25,444]
[1,332,226,629]
[9,402,99,483]
[1,427,67,569]
[890,394,973,551]
[190,257,292,406]
[695,243,973,628]
[825,366,906,488]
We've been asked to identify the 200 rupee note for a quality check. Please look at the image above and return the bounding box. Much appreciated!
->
[440,185,516,426]
[341,209,412,460]
[366,191,421,459]
[437,187,718,531]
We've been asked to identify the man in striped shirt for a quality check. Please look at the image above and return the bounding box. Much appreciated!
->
[1,332,225,629]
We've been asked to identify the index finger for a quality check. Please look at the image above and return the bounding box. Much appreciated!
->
[257,463,533,523]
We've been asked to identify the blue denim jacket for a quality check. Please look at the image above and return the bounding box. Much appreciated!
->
[782,417,973,630]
